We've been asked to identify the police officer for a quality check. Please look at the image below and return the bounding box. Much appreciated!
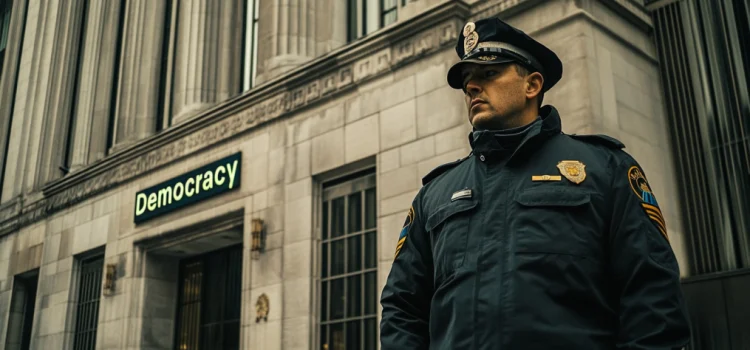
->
[380,17,691,349]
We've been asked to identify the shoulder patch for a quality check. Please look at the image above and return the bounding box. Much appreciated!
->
[394,206,414,260]
[568,134,625,149]
[421,155,470,186]
[628,165,669,243]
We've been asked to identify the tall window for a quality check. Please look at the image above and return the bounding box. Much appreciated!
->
[62,0,90,175]
[4,271,38,350]
[175,245,242,350]
[320,172,378,350]
[242,0,259,91]
[73,254,104,350]
[347,0,397,42]
[106,0,127,151]
[156,0,177,131]
[381,0,397,28]
[0,0,12,82]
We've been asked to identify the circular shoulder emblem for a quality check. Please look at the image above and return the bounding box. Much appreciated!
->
[628,165,653,202]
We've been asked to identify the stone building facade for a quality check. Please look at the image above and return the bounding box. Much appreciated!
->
[0,0,686,349]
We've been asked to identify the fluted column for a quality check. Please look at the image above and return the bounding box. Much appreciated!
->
[0,0,29,203]
[112,0,168,149]
[170,0,243,125]
[69,0,123,171]
[256,0,346,84]
[2,0,86,201]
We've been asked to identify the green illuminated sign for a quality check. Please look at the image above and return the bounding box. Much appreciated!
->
[134,152,241,223]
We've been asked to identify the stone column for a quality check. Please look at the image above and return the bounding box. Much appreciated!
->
[112,0,169,149]
[255,0,347,84]
[0,0,29,203]
[1,0,86,200]
[170,0,243,125]
[68,0,123,171]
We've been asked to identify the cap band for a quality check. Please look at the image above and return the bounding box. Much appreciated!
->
[463,41,544,75]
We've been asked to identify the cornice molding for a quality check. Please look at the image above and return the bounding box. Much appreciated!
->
[0,0,471,236]
[472,0,652,31]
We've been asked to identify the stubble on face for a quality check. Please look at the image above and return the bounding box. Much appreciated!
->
[462,64,530,130]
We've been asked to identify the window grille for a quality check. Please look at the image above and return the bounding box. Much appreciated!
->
[320,172,378,350]
[73,255,104,350]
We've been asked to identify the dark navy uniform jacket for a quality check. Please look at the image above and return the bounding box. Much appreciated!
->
[380,105,691,349]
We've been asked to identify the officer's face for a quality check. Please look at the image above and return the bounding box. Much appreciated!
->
[461,63,536,130]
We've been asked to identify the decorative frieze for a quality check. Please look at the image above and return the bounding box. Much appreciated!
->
[0,1,470,236]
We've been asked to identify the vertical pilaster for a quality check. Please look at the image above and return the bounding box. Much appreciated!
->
[1,0,86,200]
[112,0,168,149]
[170,0,243,125]
[0,0,29,203]
[68,0,123,171]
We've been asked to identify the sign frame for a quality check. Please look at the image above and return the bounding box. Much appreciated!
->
[133,152,242,224]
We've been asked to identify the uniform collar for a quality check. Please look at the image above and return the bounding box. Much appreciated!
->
[468,105,562,162]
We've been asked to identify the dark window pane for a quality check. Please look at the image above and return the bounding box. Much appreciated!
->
[331,322,345,350]
[175,246,242,350]
[365,188,376,229]
[347,235,362,273]
[347,0,358,42]
[321,281,328,321]
[364,318,377,350]
[364,231,376,269]
[203,258,223,324]
[383,11,397,26]
[331,197,345,238]
[364,272,376,315]
[322,243,329,278]
[330,278,345,320]
[224,321,239,349]
[348,192,362,233]
[323,201,329,240]
[224,249,242,320]
[320,325,328,350]
[346,320,361,350]
[331,240,345,276]
[383,0,397,10]
[200,323,221,349]
[346,275,361,318]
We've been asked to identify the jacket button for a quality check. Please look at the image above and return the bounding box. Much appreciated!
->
[479,154,486,162]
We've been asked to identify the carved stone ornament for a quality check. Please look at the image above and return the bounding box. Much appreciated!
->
[0,1,468,237]
[255,293,270,323]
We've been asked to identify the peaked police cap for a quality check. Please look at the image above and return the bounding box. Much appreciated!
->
[447,17,563,92]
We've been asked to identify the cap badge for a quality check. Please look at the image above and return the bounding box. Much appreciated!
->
[477,55,497,61]
[463,22,479,54]
[462,22,476,36]
[556,160,586,184]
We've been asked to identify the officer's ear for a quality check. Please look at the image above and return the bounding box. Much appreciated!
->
[525,71,544,102]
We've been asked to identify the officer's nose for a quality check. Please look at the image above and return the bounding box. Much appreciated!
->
[465,78,482,97]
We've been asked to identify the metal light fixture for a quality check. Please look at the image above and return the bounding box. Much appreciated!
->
[103,263,116,295]
[251,218,265,259]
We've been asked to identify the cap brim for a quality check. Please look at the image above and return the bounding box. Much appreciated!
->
[446,57,516,89]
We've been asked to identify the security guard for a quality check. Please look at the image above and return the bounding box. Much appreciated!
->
[380,17,691,349]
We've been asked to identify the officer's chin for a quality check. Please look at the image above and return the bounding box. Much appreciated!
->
[470,111,495,130]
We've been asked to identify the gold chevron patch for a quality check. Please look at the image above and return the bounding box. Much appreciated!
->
[642,203,668,242]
